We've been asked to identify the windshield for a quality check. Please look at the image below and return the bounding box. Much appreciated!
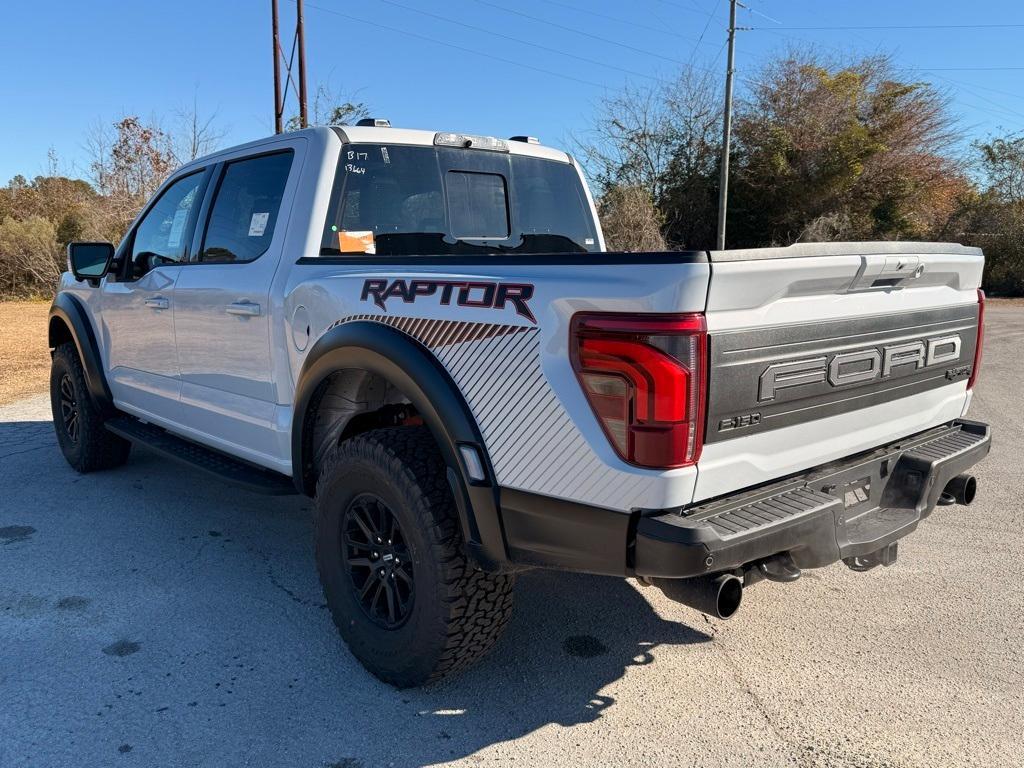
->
[320,144,599,256]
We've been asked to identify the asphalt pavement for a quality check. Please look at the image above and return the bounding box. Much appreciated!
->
[1,307,1021,768]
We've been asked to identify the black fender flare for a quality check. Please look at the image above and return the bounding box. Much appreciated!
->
[292,321,510,571]
[48,293,115,415]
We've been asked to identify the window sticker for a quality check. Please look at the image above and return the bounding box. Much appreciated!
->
[338,230,376,254]
[248,212,270,237]
[167,208,188,248]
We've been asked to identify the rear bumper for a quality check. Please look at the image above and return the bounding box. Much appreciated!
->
[634,419,991,579]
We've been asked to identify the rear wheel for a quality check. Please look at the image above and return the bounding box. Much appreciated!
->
[314,427,514,687]
[50,343,131,472]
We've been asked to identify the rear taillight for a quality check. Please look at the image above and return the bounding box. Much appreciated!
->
[968,288,985,390]
[570,313,707,469]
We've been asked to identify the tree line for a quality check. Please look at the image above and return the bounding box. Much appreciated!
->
[0,92,368,298]
[579,50,1022,294]
[0,51,1021,297]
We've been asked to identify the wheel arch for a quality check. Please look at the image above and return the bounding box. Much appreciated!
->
[49,292,115,415]
[292,320,510,571]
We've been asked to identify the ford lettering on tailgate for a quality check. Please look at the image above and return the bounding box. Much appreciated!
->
[758,334,962,402]
[705,305,979,443]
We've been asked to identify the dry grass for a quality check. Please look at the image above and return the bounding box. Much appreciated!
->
[0,300,52,405]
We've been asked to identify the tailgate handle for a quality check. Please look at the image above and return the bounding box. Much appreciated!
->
[849,255,925,291]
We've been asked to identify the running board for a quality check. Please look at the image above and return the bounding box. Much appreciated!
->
[105,416,297,496]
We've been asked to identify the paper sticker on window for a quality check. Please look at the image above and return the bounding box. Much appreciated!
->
[248,212,270,237]
[168,208,188,248]
[338,230,376,254]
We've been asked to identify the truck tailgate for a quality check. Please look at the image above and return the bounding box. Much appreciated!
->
[696,242,983,502]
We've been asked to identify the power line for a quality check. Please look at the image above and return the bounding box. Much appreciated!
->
[300,1,610,88]
[928,76,1024,104]
[754,23,1024,130]
[687,0,723,69]
[372,0,669,83]
[538,0,711,45]
[907,66,1024,72]
[755,23,1024,30]
[468,0,706,69]
[652,0,710,15]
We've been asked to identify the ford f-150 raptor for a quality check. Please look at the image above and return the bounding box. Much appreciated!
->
[49,122,991,687]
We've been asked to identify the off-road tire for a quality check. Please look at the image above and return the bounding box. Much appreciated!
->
[314,427,514,687]
[50,342,131,472]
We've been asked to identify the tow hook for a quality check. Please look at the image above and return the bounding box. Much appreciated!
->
[754,553,802,583]
[843,541,899,572]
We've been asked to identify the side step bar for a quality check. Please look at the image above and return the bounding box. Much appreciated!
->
[105,416,297,496]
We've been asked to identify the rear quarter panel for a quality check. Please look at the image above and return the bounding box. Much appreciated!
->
[282,257,710,512]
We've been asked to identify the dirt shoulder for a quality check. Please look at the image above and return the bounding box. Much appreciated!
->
[0,300,52,405]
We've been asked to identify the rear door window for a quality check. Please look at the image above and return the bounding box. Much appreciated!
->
[199,151,293,263]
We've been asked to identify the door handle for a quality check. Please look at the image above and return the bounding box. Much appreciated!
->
[226,300,261,317]
[144,296,170,310]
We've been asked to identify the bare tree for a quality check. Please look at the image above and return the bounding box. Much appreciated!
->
[172,94,229,162]
[574,67,722,248]
[597,185,667,252]
[0,216,62,296]
[86,116,176,242]
[287,84,371,130]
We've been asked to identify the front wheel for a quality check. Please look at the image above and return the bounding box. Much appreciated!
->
[50,343,131,472]
[314,427,514,687]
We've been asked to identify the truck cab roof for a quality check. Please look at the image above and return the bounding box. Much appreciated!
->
[178,125,573,177]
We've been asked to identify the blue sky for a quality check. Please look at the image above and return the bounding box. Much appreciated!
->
[1,0,1022,184]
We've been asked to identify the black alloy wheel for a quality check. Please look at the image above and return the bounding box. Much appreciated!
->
[342,493,415,629]
[58,373,80,444]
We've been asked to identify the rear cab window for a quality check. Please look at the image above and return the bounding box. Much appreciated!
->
[320,143,599,257]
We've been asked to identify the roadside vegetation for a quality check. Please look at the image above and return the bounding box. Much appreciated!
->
[0,52,1020,299]
[580,51,1024,294]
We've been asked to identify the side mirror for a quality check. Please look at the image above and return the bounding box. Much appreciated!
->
[68,242,114,282]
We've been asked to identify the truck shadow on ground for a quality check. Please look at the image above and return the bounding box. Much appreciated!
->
[387,569,712,766]
[0,419,712,767]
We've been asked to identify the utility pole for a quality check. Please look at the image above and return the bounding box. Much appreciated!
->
[296,0,309,129]
[716,0,739,251]
[271,0,309,133]
[271,0,283,133]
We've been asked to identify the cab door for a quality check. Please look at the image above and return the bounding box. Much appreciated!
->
[171,143,300,471]
[100,169,209,423]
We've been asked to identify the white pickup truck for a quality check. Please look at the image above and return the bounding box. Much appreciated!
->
[50,122,990,687]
